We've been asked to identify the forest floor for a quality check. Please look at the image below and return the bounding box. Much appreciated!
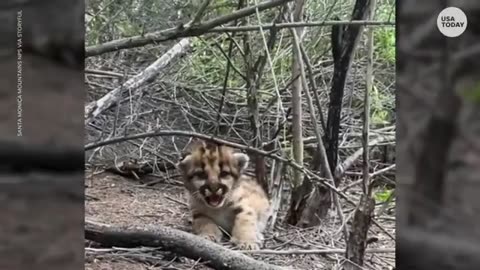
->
[84,168,395,270]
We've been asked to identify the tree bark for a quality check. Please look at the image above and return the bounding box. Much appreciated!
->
[344,195,375,270]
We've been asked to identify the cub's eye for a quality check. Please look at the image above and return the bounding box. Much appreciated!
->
[219,171,230,178]
[194,171,208,179]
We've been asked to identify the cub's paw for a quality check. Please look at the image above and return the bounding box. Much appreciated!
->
[231,237,260,250]
[198,233,221,243]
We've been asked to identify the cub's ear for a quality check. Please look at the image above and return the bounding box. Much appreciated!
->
[176,154,192,174]
[233,152,249,172]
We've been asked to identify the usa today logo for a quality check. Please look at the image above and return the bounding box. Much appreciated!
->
[437,7,467,37]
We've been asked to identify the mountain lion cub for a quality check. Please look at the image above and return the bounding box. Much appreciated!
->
[177,140,270,250]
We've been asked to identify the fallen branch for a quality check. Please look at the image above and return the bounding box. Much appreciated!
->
[86,0,293,57]
[85,221,288,270]
[334,135,394,179]
[85,38,191,122]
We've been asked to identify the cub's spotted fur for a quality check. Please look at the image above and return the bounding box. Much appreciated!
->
[177,140,270,250]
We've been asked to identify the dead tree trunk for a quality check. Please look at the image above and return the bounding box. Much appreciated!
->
[290,0,306,189]
[313,0,372,219]
[324,0,371,178]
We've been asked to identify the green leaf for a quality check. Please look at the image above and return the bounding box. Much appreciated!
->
[461,82,480,104]
[374,188,393,203]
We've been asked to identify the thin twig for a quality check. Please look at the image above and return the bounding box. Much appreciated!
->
[208,20,394,33]
[187,0,212,26]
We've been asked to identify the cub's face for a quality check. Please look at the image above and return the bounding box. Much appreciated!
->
[176,141,249,208]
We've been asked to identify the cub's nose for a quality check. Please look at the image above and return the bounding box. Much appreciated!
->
[207,183,221,193]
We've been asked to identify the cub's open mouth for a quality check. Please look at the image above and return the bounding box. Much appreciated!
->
[205,194,224,207]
